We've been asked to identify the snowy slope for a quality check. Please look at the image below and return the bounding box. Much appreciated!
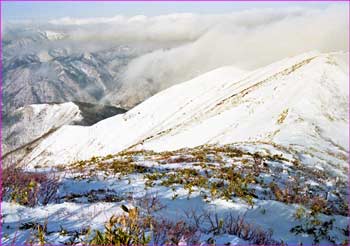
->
[3,51,349,245]
[21,51,349,175]
[2,102,82,157]
[2,102,126,166]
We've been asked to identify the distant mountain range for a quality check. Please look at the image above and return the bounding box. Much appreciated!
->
[2,27,158,112]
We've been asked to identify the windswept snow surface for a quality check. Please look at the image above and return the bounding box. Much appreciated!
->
[22,51,349,178]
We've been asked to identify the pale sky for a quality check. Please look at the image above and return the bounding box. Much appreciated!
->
[2,1,344,22]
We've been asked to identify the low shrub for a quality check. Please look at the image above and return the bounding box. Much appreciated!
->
[184,209,280,245]
[151,219,200,245]
[291,206,337,244]
[2,166,59,207]
[89,205,150,245]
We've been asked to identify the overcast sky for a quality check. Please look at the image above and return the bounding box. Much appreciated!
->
[2,1,344,22]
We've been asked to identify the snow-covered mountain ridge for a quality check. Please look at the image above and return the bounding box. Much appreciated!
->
[2,102,126,165]
[2,102,81,156]
[21,51,349,178]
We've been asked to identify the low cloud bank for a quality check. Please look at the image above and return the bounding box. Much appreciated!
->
[99,5,348,100]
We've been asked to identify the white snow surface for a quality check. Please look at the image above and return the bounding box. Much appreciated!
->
[2,171,348,245]
[2,102,82,156]
[22,51,349,173]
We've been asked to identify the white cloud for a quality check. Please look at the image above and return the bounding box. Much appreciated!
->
[113,5,348,99]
